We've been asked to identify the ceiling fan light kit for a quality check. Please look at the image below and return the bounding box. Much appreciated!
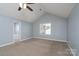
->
[23,3,27,9]
[19,3,23,8]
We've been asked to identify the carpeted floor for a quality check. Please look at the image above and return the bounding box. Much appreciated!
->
[0,38,72,56]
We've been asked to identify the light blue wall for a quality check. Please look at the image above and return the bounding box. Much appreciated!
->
[0,15,32,45]
[0,16,19,45]
[21,21,33,39]
[33,13,67,41]
[68,4,79,55]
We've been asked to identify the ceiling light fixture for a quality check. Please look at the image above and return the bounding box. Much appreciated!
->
[19,3,27,9]
[23,3,27,9]
[19,3,23,8]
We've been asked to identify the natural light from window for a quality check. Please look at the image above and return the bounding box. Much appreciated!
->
[40,23,51,35]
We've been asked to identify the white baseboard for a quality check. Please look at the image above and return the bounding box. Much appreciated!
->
[0,37,32,47]
[67,42,76,56]
[0,41,15,47]
[19,37,32,41]
[33,37,68,43]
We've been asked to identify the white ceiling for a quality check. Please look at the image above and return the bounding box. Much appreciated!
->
[0,3,44,22]
[41,3,76,18]
[0,3,76,22]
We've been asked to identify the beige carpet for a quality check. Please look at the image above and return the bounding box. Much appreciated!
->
[0,38,72,56]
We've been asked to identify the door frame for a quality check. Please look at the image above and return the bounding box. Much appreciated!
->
[13,21,21,42]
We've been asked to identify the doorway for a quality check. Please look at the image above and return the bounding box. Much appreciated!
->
[13,22,21,42]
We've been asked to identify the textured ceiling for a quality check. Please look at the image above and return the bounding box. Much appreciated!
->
[0,3,44,22]
[0,3,76,22]
[41,3,76,18]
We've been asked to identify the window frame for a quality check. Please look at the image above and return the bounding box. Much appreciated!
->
[40,23,51,35]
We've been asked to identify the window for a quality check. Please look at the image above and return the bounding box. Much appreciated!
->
[40,23,51,35]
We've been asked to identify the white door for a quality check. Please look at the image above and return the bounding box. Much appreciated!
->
[13,22,21,42]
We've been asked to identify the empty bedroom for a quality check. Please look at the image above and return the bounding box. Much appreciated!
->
[0,3,79,56]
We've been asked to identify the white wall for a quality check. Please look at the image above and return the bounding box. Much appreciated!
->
[33,13,67,42]
[68,4,79,55]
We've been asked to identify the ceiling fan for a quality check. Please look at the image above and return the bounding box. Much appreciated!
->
[18,3,34,11]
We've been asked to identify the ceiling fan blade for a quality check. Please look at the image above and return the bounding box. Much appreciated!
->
[27,6,33,11]
[18,7,22,11]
